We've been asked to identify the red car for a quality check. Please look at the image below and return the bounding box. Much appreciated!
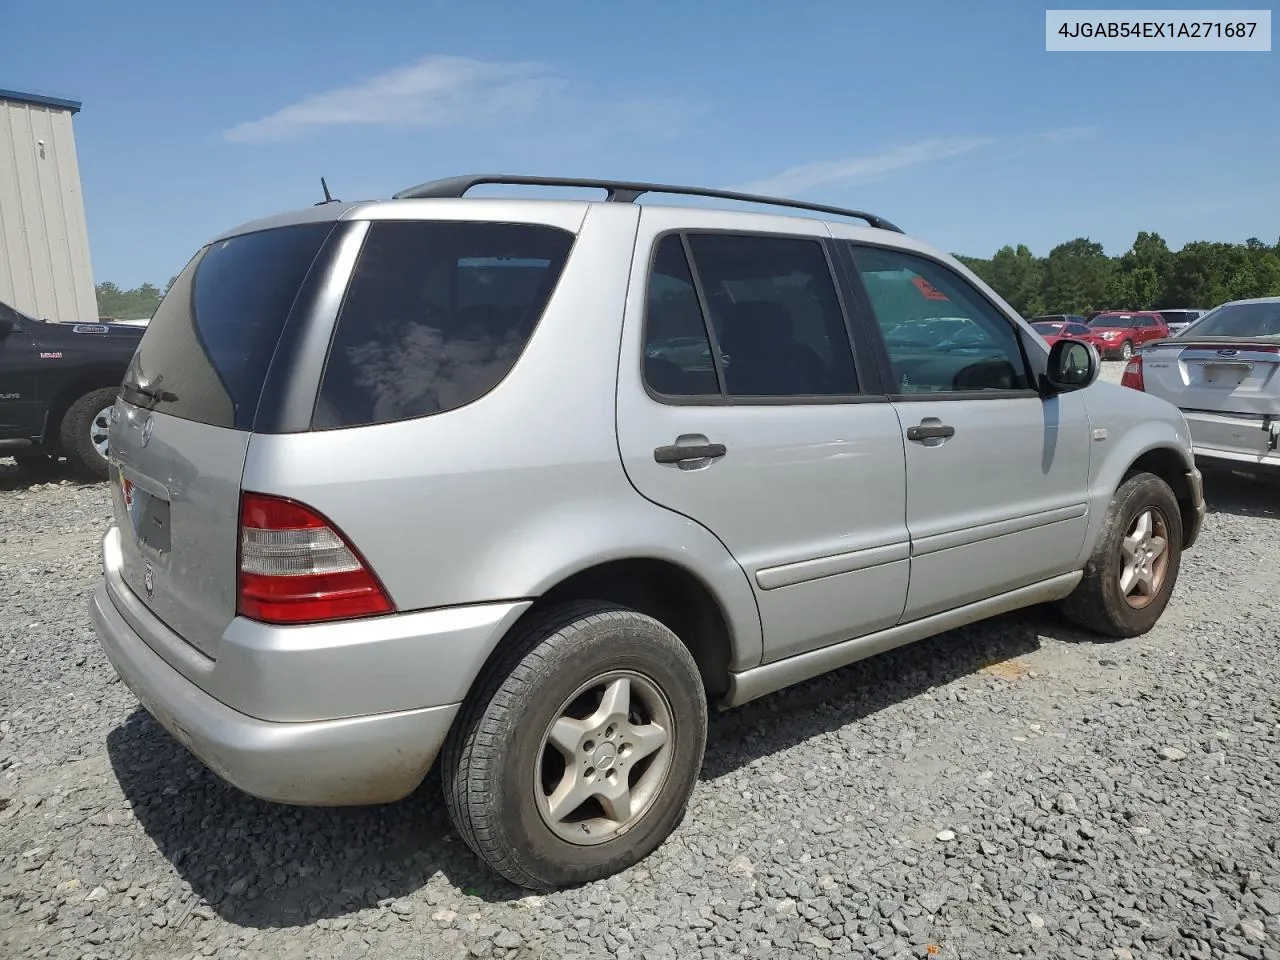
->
[1030,317,1107,352]
[1085,311,1171,360]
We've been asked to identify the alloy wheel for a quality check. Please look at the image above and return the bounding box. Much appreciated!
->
[535,671,675,846]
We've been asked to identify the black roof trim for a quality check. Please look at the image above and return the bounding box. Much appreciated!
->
[0,88,82,115]
[392,174,903,233]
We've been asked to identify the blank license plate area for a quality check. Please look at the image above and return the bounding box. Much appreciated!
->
[120,473,172,554]
[1199,361,1252,385]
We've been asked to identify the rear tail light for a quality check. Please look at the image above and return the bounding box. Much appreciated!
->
[237,492,394,624]
[1120,355,1145,391]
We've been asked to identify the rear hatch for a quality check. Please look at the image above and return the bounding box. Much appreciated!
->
[108,221,338,659]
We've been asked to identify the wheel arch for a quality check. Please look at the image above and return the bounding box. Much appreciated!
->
[468,542,758,709]
[42,370,122,450]
[535,558,737,700]
[1124,446,1200,549]
[1086,422,1199,559]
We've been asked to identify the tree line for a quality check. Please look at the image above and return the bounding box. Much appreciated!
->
[95,276,175,321]
[95,233,1280,321]
[955,234,1280,318]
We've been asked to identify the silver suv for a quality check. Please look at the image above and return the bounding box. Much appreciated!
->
[91,174,1205,890]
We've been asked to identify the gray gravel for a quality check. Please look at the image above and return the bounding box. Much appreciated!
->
[4,374,1280,960]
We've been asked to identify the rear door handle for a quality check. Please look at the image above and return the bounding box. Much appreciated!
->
[906,421,956,442]
[654,436,727,464]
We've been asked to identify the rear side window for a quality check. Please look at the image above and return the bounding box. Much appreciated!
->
[313,221,574,429]
[121,223,335,429]
[642,236,720,396]
[641,232,860,399]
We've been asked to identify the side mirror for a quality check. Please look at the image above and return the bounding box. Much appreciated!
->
[0,316,13,339]
[1043,338,1099,393]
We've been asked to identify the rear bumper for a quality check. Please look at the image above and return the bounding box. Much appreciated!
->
[91,525,533,806]
[1192,447,1280,469]
[1184,410,1280,474]
[91,581,459,805]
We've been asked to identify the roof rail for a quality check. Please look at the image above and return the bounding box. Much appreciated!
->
[391,174,904,233]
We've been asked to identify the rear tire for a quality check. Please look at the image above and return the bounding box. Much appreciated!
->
[1059,471,1183,638]
[58,387,117,482]
[442,601,707,890]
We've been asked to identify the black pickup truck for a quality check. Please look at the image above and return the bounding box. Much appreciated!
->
[0,299,144,480]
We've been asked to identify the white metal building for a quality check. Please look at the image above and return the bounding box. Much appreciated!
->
[0,88,97,324]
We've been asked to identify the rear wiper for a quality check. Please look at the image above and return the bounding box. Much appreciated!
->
[131,383,180,403]
[125,376,179,405]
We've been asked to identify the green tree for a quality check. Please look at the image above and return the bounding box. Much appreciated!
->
[1040,238,1112,313]
[95,281,164,320]
[954,254,992,281]
[985,244,1045,316]
[1104,231,1171,309]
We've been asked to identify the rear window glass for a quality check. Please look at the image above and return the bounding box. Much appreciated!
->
[121,223,334,429]
[1179,302,1280,339]
[312,220,574,429]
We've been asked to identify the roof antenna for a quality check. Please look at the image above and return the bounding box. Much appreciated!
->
[316,176,338,205]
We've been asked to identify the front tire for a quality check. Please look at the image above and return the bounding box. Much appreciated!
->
[1119,340,1134,361]
[58,387,118,482]
[1060,471,1183,638]
[442,601,708,889]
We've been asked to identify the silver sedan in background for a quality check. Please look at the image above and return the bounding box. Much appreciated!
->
[1126,297,1280,474]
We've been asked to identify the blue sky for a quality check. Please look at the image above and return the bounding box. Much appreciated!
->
[4,0,1278,288]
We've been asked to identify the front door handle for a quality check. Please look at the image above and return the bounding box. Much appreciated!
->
[906,420,956,442]
[654,435,727,465]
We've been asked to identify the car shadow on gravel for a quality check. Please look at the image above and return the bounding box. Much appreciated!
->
[106,711,524,927]
[700,613,1045,779]
[1200,467,1279,520]
[107,614,1049,926]
[0,459,100,492]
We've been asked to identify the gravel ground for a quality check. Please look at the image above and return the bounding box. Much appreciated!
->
[4,365,1280,960]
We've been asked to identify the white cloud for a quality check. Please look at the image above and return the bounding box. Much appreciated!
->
[731,137,996,197]
[222,55,567,143]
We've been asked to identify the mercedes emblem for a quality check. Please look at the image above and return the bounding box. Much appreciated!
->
[141,415,155,448]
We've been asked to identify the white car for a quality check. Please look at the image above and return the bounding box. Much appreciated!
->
[1153,309,1209,336]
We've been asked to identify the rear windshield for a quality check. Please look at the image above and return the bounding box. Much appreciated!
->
[1178,302,1280,339]
[312,220,574,429]
[121,223,334,429]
